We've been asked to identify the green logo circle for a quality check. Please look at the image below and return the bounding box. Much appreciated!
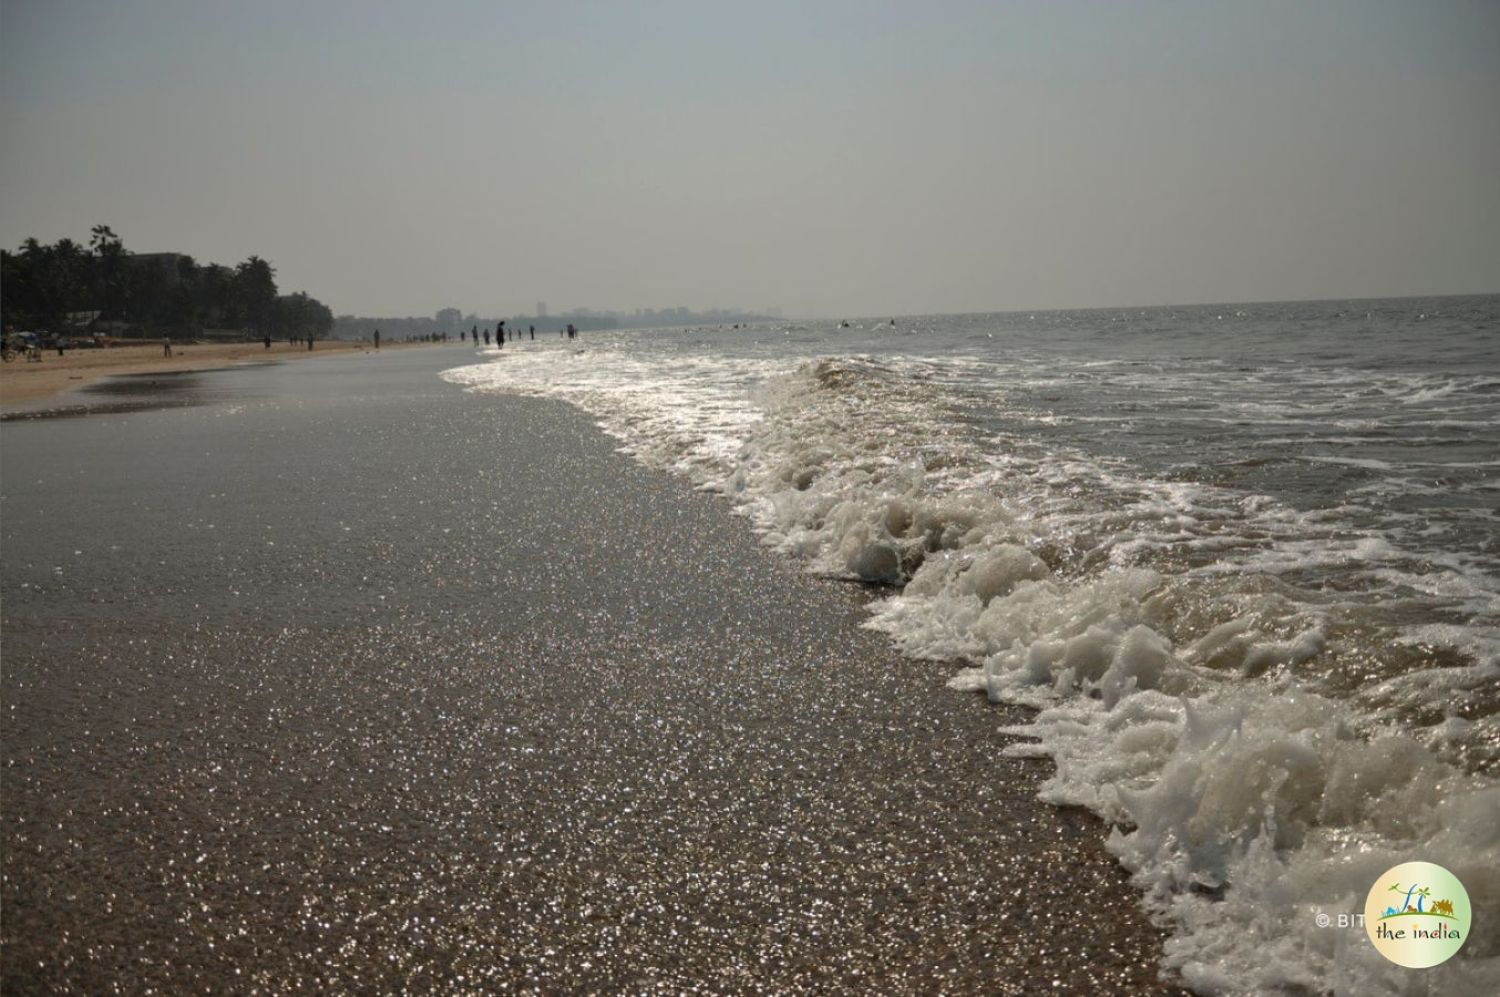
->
[1364,861,1471,968]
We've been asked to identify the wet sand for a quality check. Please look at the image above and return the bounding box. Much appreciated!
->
[0,338,432,406]
[1,348,1185,993]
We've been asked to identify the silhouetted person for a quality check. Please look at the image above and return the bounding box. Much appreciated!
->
[162,336,171,357]
[264,334,272,350]
[529,325,535,340]
[374,329,380,349]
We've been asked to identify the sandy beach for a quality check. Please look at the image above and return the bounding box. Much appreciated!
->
[0,338,431,406]
[1,348,1183,992]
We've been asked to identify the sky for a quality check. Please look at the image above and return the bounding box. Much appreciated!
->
[2,1,1497,318]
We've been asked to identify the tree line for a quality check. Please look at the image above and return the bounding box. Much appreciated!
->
[0,225,333,340]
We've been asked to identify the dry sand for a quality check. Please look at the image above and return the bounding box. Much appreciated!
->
[0,338,431,406]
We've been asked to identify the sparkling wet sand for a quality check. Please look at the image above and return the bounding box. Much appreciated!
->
[2,348,1184,993]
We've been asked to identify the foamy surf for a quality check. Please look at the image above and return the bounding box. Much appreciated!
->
[444,303,1500,994]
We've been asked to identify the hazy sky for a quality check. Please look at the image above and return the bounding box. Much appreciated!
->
[2,1,1497,318]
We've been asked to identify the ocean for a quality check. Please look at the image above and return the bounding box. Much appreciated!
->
[445,295,1500,993]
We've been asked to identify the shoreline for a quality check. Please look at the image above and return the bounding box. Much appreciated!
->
[1,349,1185,993]
[0,338,442,407]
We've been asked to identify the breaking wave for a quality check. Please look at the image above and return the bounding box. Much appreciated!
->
[445,326,1500,994]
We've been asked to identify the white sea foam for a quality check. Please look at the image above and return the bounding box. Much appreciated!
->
[444,329,1500,994]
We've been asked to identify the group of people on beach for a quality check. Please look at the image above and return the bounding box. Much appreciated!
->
[2,331,44,362]
[459,322,578,347]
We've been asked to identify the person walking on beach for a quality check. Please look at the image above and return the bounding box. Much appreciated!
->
[374,329,381,350]
[529,325,535,340]
[264,334,272,350]
[498,320,507,344]
[162,335,171,357]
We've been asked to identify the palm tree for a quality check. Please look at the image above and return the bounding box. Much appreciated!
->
[89,224,119,254]
[235,256,278,336]
[89,224,126,321]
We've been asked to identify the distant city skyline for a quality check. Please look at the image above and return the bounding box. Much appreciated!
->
[2,1,1497,317]
[403,303,786,325]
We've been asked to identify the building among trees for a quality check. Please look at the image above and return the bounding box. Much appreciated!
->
[0,228,333,343]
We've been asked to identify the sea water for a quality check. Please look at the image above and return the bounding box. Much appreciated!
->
[446,296,1500,994]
